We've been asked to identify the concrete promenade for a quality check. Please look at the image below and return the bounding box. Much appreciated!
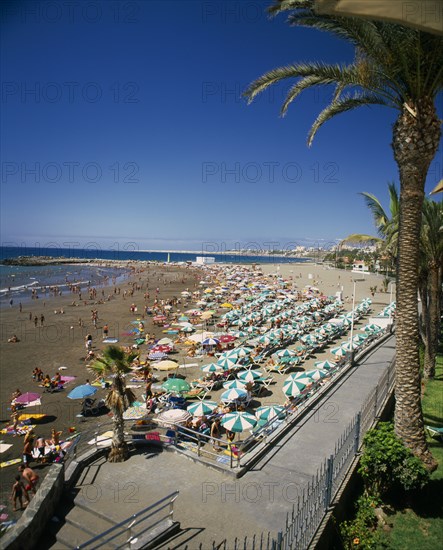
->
[48,335,396,549]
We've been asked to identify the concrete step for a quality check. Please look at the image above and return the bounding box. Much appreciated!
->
[56,504,125,548]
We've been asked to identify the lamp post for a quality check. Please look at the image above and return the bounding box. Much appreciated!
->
[389,280,396,324]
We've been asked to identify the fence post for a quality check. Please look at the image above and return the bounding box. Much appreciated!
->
[354,412,361,454]
[324,455,334,509]
[373,385,378,418]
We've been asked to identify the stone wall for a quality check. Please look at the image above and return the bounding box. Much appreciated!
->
[2,464,64,550]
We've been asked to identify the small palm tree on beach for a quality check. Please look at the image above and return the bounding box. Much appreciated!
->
[244,0,443,469]
[89,345,137,462]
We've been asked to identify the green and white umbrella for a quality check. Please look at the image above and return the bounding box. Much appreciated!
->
[282,378,308,397]
[201,362,224,373]
[331,345,347,356]
[162,378,191,393]
[314,360,336,370]
[275,349,296,359]
[221,411,257,433]
[362,323,382,333]
[187,400,218,417]
[220,387,248,402]
[223,379,247,390]
[286,373,312,385]
[304,369,328,381]
[255,405,286,422]
[216,357,239,370]
[237,369,263,382]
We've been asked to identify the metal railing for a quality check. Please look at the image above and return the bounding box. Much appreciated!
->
[75,490,179,549]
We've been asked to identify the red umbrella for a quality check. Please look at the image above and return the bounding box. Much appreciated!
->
[219,334,237,343]
[15,392,41,404]
[151,344,172,353]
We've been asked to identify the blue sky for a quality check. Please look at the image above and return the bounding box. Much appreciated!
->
[1,0,442,253]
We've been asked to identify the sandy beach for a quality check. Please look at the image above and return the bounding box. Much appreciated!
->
[0,260,392,521]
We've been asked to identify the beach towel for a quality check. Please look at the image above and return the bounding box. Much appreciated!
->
[0,458,21,468]
[24,399,41,408]
[60,376,76,384]
[103,337,119,343]
[0,444,12,454]
[87,431,113,447]
[18,413,46,422]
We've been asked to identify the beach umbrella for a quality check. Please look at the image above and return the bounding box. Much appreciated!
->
[221,411,257,433]
[68,385,98,400]
[282,379,307,397]
[156,409,191,426]
[275,349,296,359]
[187,400,218,417]
[216,356,239,370]
[201,362,224,373]
[15,392,41,405]
[219,334,236,343]
[314,360,336,370]
[257,335,275,345]
[223,379,247,390]
[162,378,191,393]
[123,404,147,420]
[152,360,179,371]
[181,326,194,333]
[221,388,248,402]
[304,369,328,381]
[330,346,347,358]
[148,351,168,361]
[202,337,220,346]
[221,302,234,308]
[255,405,286,422]
[362,323,382,333]
[232,347,253,358]
[286,374,312,385]
[151,344,172,354]
[157,337,174,346]
[237,369,262,382]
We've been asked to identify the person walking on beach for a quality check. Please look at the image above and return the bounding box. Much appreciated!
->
[19,465,39,495]
[34,315,38,327]
[11,475,29,511]
[40,314,45,327]
[103,324,109,339]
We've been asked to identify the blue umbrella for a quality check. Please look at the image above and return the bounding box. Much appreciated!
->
[68,385,98,400]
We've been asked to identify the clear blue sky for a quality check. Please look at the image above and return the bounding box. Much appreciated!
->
[1,0,442,252]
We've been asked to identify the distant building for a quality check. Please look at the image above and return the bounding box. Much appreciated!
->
[352,260,370,273]
[195,256,215,265]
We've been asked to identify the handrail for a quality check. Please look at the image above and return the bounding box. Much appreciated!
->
[75,491,179,549]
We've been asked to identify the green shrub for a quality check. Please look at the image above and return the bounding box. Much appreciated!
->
[358,422,429,497]
[340,495,387,549]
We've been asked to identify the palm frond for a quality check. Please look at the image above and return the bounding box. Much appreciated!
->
[307,93,385,145]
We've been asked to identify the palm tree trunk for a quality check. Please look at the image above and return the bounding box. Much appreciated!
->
[392,98,440,471]
[424,264,440,379]
[109,412,129,462]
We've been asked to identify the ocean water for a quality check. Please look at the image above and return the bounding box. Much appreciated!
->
[0,246,308,305]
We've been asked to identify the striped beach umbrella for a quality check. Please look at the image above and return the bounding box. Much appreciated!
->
[202,337,220,346]
[255,405,286,422]
[223,380,247,390]
[237,369,263,382]
[221,412,257,433]
[201,362,224,373]
[220,388,248,402]
[282,379,307,397]
[314,360,336,370]
[187,401,218,417]
[286,373,312,385]
[217,357,240,370]
[362,323,382,333]
[304,369,328,381]
[275,349,296,359]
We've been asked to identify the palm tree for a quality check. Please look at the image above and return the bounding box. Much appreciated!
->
[420,199,443,379]
[89,345,137,462]
[244,0,443,469]
[342,182,400,273]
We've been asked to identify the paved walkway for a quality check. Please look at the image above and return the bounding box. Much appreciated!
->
[51,335,396,548]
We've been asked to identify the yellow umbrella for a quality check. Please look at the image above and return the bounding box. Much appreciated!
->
[221,302,233,308]
[204,288,213,293]
[152,360,179,371]
[200,311,213,320]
